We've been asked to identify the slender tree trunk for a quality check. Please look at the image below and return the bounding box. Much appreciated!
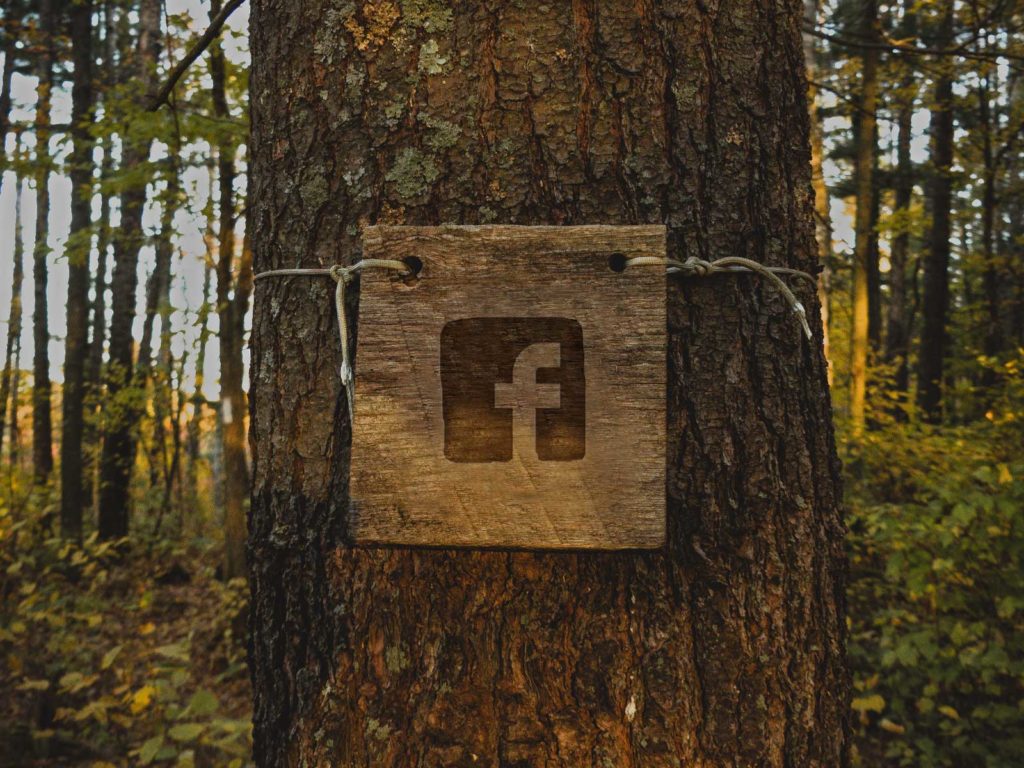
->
[8,331,21,467]
[0,177,24,454]
[248,2,848,765]
[82,134,112,514]
[83,2,118,513]
[60,0,95,540]
[146,168,177,505]
[867,137,881,348]
[97,0,162,539]
[186,257,214,516]
[885,0,916,402]
[138,164,177,378]
[916,3,955,423]
[850,0,879,438]
[979,72,1001,388]
[210,5,250,580]
[31,0,55,483]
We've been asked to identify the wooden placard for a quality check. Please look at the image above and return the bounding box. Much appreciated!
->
[350,225,666,549]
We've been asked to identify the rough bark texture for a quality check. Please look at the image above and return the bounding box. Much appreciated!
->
[248,1,848,766]
[916,3,955,423]
[59,0,94,540]
[803,0,833,385]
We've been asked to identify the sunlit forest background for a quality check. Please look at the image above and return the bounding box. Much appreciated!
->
[0,0,1022,765]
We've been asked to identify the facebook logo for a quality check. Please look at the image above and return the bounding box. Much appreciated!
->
[441,318,586,463]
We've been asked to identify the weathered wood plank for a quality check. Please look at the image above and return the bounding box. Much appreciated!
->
[350,225,667,549]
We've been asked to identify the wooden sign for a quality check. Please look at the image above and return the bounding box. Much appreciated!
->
[350,225,666,549]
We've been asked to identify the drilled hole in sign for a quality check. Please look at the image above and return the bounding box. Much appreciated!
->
[402,256,424,281]
[608,253,628,273]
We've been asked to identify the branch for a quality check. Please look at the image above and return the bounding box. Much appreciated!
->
[803,24,1024,64]
[147,0,247,112]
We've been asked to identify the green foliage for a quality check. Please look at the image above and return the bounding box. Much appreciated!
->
[846,355,1024,767]
[0,491,251,766]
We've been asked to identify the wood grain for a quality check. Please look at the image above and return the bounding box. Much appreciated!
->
[350,225,667,549]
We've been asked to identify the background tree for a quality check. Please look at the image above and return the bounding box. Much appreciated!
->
[30,0,54,484]
[209,0,251,579]
[916,1,955,423]
[97,0,162,538]
[59,0,95,541]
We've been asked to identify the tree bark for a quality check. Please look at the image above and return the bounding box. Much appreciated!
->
[210,2,251,580]
[59,0,94,540]
[31,0,55,483]
[97,0,162,538]
[850,0,879,438]
[248,2,848,766]
[916,3,955,423]
[803,0,834,385]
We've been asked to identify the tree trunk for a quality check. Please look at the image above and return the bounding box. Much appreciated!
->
[31,0,55,483]
[248,2,848,766]
[83,2,118,513]
[884,0,916,402]
[850,0,879,438]
[60,0,95,540]
[979,70,1000,390]
[210,5,251,580]
[0,176,24,454]
[97,0,162,539]
[185,249,214,518]
[147,167,177,509]
[803,0,834,385]
[916,3,955,423]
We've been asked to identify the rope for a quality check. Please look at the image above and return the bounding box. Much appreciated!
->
[625,255,815,340]
[253,254,817,422]
[253,259,410,421]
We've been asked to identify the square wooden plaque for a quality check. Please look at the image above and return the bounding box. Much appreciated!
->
[349,225,666,549]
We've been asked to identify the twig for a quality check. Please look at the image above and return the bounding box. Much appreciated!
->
[147,0,247,111]
[804,24,1024,64]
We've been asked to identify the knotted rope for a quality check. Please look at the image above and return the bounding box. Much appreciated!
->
[253,259,410,420]
[623,255,815,340]
[253,255,817,422]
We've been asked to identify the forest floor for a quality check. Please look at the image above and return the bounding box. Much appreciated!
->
[0,520,252,768]
[1,406,1022,767]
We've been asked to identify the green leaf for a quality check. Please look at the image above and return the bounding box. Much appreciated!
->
[852,694,886,713]
[168,723,205,742]
[138,735,165,765]
[101,644,123,670]
[155,642,191,663]
[184,689,219,718]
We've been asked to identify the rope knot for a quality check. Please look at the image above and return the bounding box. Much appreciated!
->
[329,264,350,283]
[682,257,713,277]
